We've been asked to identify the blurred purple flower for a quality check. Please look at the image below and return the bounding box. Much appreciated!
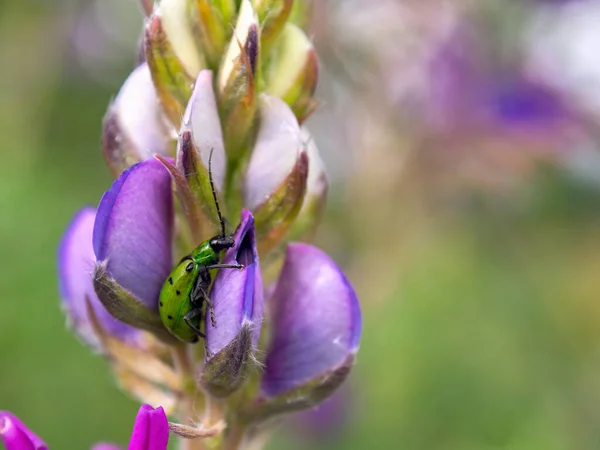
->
[0,405,168,450]
[58,207,142,347]
[410,19,595,192]
[0,411,47,450]
[427,24,578,137]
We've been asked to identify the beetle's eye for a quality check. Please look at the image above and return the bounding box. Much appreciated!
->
[186,262,194,272]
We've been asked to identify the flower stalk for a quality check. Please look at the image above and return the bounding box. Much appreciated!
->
[53,1,362,449]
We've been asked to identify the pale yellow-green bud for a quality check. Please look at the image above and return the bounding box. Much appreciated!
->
[252,0,293,52]
[264,23,318,123]
[191,0,236,70]
[288,129,328,241]
[218,0,260,160]
[144,12,197,127]
[244,95,308,256]
[288,0,313,30]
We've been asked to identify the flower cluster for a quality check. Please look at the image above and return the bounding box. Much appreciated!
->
[23,0,362,448]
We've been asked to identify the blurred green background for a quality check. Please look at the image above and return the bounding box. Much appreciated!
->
[4,1,600,449]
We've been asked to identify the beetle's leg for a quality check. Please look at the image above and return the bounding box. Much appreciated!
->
[191,282,216,328]
[184,308,205,338]
[207,263,244,270]
[203,295,216,329]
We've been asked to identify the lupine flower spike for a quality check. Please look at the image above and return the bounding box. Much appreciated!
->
[54,0,362,448]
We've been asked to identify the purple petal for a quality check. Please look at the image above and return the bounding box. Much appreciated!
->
[91,444,122,450]
[206,210,263,355]
[261,243,361,397]
[244,95,304,210]
[58,208,141,345]
[0,411,47,450]
[93,159,174,310]
[128,405,169,450]
[113,63,173,158]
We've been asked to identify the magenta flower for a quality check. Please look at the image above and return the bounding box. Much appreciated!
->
[0,405,168,450]
[127,405,169,450]
[0,411,47,450]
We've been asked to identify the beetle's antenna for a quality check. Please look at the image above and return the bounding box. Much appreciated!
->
[208,148,226,237]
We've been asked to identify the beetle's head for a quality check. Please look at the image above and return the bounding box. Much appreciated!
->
[210,235,235,253]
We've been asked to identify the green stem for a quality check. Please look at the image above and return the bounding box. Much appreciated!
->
[171,345,205,450]
[224,425,246,450]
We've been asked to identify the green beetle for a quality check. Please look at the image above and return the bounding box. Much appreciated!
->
[158,151,242,342]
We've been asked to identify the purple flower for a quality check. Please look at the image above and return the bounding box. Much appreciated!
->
[93,158,174,310]
[201,210,264,397]
[128,404,169,450]
[0,411,47,450]
[240,243,361,420]
[262,243,361,397]
[0,405,168,450]
[58,207,141,347]
[206,210,263,353]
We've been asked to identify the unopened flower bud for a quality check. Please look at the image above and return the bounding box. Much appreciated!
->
[175,70,227,239]
[128,405,169,450]
[288,130,328,241]
[102,63,175,177]
[252,0,293,52]
[264,23,318,123]
[145,7,198,127]
[244,95,308,256]
[218,0,260,159]
[191,0,236,69]
[288,0,313,30]
[0,411,47,450]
